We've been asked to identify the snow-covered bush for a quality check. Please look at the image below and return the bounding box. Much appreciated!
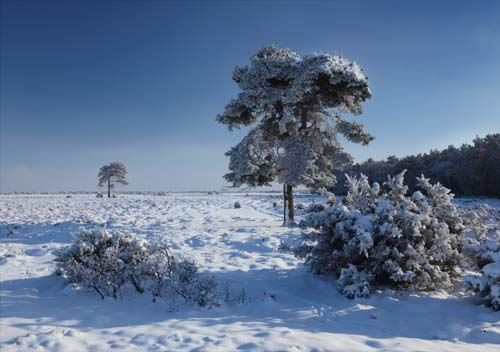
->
[54,228,128,299]
[463,221,500,310]
[296,171,464,298]
[144,240,218,306]
[306,203,326,213]
[55,228,217,306]
[460,204,500,241]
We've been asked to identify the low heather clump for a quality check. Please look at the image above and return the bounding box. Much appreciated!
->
[296,171,464,298]
[55,228,217,306]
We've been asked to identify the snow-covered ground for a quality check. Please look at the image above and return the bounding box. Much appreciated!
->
[0,193,499,352]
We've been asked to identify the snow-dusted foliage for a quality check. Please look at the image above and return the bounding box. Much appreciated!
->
[55,228,217,306]
[296,171,464,298]
[463,213,500,310]
[224,129,276,187]
[464,233,500,310]
[217,44,374,221]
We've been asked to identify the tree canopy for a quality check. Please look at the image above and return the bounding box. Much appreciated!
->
[217,44,374,191]
[98,162,128,197]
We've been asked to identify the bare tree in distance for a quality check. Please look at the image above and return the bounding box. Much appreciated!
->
[98,162,128,198]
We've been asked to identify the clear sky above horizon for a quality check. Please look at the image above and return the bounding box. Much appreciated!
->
[1,0,499,192]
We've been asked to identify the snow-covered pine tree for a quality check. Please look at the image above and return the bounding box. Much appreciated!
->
[462,207,500,310]
[464,229,500,310]
[217,44,374,223]
[98,162,128,198]
[296,171,464,298]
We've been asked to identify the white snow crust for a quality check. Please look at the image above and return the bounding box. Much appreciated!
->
[1,193,499,351]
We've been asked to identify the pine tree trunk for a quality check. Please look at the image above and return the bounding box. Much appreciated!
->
[287,184,294,223]
[107,178,111,198]
[283,183,287,224]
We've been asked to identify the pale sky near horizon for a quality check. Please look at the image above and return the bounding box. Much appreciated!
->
[1,0,499,192]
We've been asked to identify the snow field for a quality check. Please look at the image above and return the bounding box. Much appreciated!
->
[0,193,499,351]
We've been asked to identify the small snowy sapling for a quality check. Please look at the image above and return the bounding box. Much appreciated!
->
[296,171,464,298]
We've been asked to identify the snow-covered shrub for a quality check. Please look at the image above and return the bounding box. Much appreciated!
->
[167,258,218,306]
[144,240,218,306]
[337,264,371,298]
[296,171,464,298]
[55,228,217,306]
[54,228,128,299]
[234,201,241,209]
[463,226,500,310]
[460,204,500,241]
[306,203,325,213]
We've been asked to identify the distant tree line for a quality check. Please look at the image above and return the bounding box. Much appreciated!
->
[332,133,500,198]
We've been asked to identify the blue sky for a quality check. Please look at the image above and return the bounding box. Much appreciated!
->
[1,0,499,192]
